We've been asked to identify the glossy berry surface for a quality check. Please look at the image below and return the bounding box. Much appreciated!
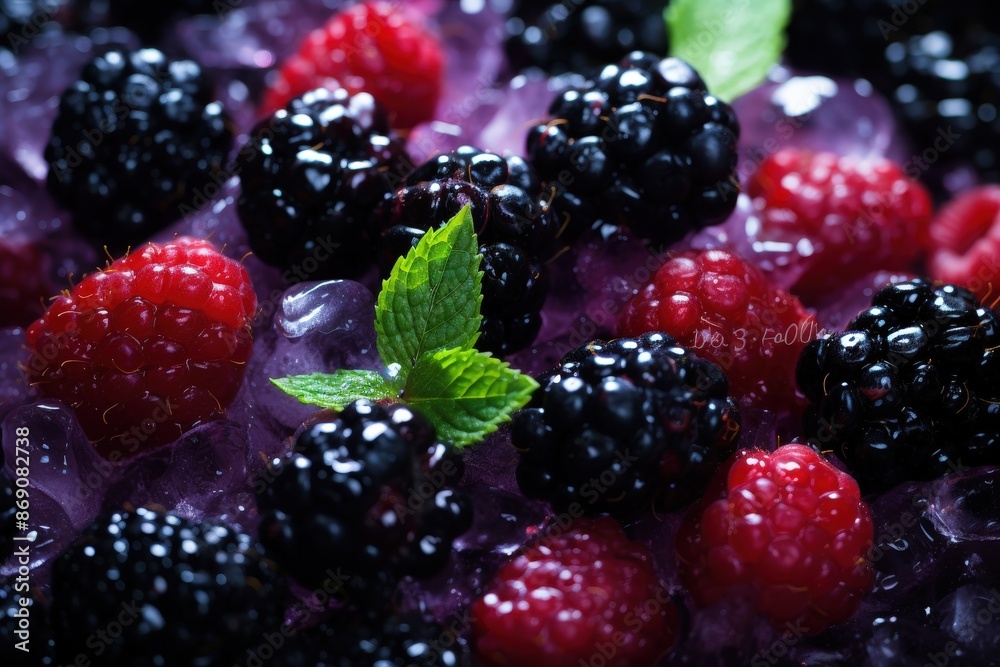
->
[237,87,410,280]
[256,399,472,611]
[502,0,670,76]
[512,331,741,517]
[261,0,444,130]
[275,612,470,667]
[44,48,232,251]
[927,185,1000,305]
[797,279,1000,493]
[473,515,679,667]
[528,52,740,243]
[746,148,933,301]
[49,507,288,667]
[618,248,820,413]
[23,237,257,459]
[375,145,560,355]
[676,444,875,634]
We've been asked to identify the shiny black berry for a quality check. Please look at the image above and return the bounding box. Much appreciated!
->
[528,52,740,243]
[274,611,470,667]
[501,0,670,76]
[49,507,288,667]
[512,331,741,517]
[798,279,1000,493]
[44,47,232,252]
[374,146,561,355]
[236,87,410,280]
[256,400,472,613]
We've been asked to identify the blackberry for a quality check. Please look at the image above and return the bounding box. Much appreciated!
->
[49,507,288,667]
[527,51,741,244]
[512,331,741,517]
[374,146,561,355]
[275,612,470,667]
[785,0,1000,195]
[797,279,1000,493]
[44,47,232,251]
[236,87,410,280]
[500,0,670,76]
[256,399,472,612]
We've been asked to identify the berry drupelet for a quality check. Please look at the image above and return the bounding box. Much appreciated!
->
[261,0,444,130]
[746,147,933,302]
[473,515,679,667]
[49,507,288,667]
[374,146,561,355]
[797,278,1000,493]
[256,399,473,611]
[236,87,410,280]
[618,248,821,414]
[23,237,257,459]
[501,0,670,76]
[527,51,740,243]
[44,48,233,251]
[512,331,741,517]
[676,444,875,634]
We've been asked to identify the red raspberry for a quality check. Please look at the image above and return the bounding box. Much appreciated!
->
[746,148,933,302]
[0,239,49,328]
[260,0,444,130]
[472,516,679,667]
[676,444,874,634]
[617,248,820,414]
[24,237,257,460]
[927,185,1000,306]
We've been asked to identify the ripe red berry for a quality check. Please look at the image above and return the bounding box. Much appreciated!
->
[24,237,257,459]
[261,0,444,130]
[618,248,820,414]
[676,444,874,634]
[473,516,679,667]
[746,148,932,302]
[927,185,1000,306]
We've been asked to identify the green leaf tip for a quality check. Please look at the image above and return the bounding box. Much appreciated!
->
[375,204,484,375]
[666,0,791,102]
[404,347,539,448]
[270,371,399,410]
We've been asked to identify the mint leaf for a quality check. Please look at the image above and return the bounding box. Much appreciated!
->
[375,205,483,375]
[666,0,791,101]
[271,371,400,410]
[404,347,539,448]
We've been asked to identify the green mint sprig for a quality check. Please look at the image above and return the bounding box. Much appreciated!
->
[270,205,539,447]
[666,0,792,102]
